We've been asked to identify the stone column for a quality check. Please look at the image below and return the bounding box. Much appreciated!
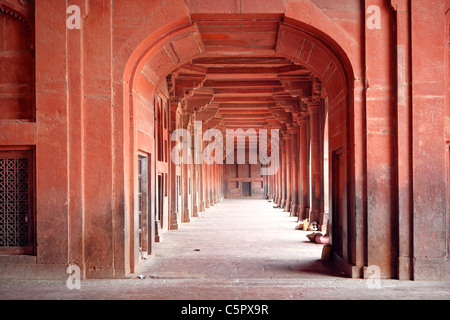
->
[218,164,221,200]
[274,160,279,204]
[277,146,283,206]
[298,118,310,220]
[272,151,277,202]
[363,0,398,279]
[218,164,222,200]
[290,128,300,217]
[309,101,323,224]
[191,152,198,217]
[213,164,217,204]
[208,163,213,206]
[275,141,281,206]
[204,162,210,209]
[280,138,287,208]
[181,117,190,223]
[391,0,412,281]
[169,102,180,230]
[221,165,224,200]
[284,133,292,213]
[198,162,205,212]
[181,156,190,223]
[405,0,446,280]
[213,163,218,204]
[267,166,272,200]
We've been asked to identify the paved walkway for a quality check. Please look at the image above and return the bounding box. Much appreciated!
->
[139,198,336,281]
[1,199,450,300]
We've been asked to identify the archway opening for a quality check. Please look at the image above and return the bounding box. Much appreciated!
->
[123,15,353,278]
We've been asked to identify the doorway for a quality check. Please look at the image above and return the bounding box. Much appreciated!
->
[331,149,344,259]
[138,155,150,257]
[242,182,251,197]
[155,174,164,242]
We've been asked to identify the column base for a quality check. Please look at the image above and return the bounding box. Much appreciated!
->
[309,210,323,225]
[290,203,299,217]
[273,196,280,207]
[298,206,309,221]
[155,221,162,242]
[192,206,198,217]
[320,211,329,233]
[169,223,179,231]
[169,211,179,230]
[284,198,291,212]
[182,209,190,223]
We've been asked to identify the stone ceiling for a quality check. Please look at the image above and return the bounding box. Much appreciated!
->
[167,18,323,149]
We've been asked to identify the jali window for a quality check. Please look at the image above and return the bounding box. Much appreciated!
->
[0,151,34,255]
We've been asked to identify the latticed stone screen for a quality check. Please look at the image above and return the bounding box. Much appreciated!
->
[0,152,33,252]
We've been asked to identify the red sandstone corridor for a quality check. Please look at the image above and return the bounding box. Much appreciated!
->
[1,199,450,300]
[0,1,449,302]
[138,199,336,280]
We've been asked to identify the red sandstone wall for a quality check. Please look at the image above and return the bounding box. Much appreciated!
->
[224,163,265,199]
[0,8,33,120]
[0,0,447,281]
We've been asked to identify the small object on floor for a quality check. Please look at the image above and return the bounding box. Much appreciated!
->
[194,248,200,251]
[137,275,146,279]
[306,232,322,242]
[295,218,309,230]
[302,219,309,231]
[315,234,330,244]
[307,221,318,231]
[321,244,332,261]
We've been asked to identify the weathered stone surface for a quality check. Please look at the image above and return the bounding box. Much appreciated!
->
[0,0,448,282]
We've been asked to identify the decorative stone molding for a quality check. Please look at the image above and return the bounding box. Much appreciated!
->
[0,0,34,49]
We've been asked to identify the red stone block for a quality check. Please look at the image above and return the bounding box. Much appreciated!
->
[0,96,32,119]
[306,46,331,77]
[0,121,35,145]
[146,47,176,79]
[297,39,314,64]
[240,0,285,15]
[137,74,156,100]
[171,34,202,63]
[278,31,302,59]
[186,0,240,18]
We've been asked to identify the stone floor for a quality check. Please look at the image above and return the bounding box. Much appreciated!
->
[1,199,450,301]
